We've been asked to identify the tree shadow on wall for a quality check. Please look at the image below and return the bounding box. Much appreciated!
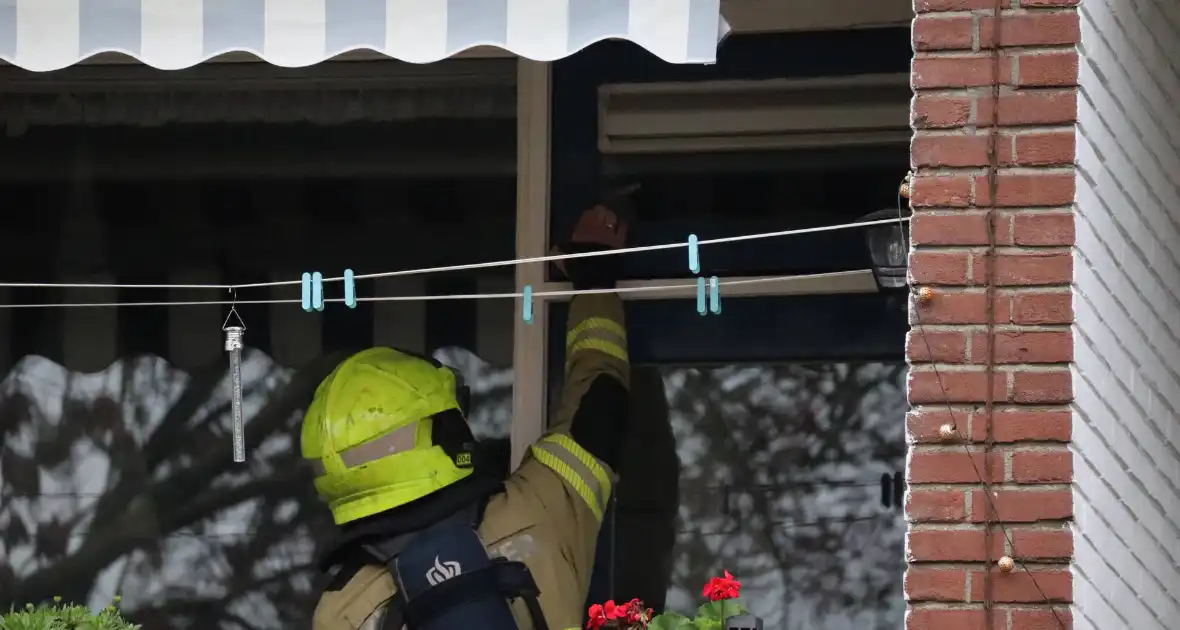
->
[661,363,908,630]
[0,347,514,630]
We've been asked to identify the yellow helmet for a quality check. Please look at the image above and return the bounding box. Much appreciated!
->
[301,347,476,525]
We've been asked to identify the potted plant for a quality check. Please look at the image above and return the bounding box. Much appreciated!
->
[586,571,746,630]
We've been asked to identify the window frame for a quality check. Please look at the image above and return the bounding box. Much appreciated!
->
[508,61,887,468]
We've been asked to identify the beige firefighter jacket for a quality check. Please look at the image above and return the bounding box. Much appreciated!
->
[312,293,630,630]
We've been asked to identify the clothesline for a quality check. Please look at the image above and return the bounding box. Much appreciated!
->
[0,216,908,291]
[0,272,867,309]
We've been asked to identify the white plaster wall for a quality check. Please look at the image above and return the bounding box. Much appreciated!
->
[1072,0,1180,628]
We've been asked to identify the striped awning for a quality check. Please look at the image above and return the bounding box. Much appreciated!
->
[0,0,728,72]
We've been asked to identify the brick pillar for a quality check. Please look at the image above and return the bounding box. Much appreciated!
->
[906,1,1079,629]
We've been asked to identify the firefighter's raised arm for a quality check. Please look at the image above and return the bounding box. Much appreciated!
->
[494,203,632,625]
[547,203,631,479]
[528,202,631,506]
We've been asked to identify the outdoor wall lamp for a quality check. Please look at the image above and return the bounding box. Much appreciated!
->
[860,208,911,291]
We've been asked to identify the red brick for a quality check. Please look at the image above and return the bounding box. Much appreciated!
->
[910,251,976,285]
[906,567,969,602]
[1012,132,1077,166]
[970,489,1072,522]
[979,408,1073,442]
[911,212,992,246]
[908,489,969,522]
[908,528,1001,562]
[1010,607,1073,629]
[994,213,1017,245]
[913,94,972,128]
[980,330,1074,363]
[1012,369,1072,403]
[910,449,1005,483]
[971,569,1072,602]
[911,289,990,324]
[993,252,1073,286]
[907,607,988,630]
[979,12,1081,48]
[1008,290,1073,324]
[1009,527,1073,560]
[992,290,1017,323]
[976,172,1076,207]
[978,90,1078,126]
[909,369,1005,403]
[1012,212,1075,245]
[908,408,973,442]
[908,329,971,363]
[913,55,1003,89]
[911,174,974,208]
[915,0,1011,11]
[914,15,976,51]
[912,134,994,167]
[1012,450,1073,483]
[1014,51,1079,87]
[909,4,1080,620]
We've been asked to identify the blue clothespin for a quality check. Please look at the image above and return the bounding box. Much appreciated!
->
[301,272,313,312]
[709,276,721,315]
[523,285,534,324]
[687,234,700,274]
[312,272,325,311]
[696,277,707,316]
[343,269,356,309]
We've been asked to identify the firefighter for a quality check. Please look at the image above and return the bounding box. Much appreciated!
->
[305,203,632,630]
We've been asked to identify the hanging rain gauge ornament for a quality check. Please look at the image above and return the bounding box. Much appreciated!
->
[222,296,247,463]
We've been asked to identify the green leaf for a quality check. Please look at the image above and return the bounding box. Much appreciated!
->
[648,613,696,630]
[0,603,138,630]
[696,600,747,621]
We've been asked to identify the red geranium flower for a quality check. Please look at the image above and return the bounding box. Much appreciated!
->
[588,598,653,629]
[603,600,621,620]
[616,598,652,625]
[702,570,741,601]
[587,603,608,629]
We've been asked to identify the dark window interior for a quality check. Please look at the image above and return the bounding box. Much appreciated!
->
[548,294,906,370]
[597,152,910,279]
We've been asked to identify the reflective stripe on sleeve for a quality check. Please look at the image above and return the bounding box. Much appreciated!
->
[530,433,614,522]
[567,317,625,345]
[565,317,627,371]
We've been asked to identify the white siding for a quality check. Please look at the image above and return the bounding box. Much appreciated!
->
[1072,0,1180,628]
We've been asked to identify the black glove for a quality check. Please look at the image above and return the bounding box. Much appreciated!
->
[552,242,623,290]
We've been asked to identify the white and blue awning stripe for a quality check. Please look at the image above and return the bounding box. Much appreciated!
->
[0,0,728,72]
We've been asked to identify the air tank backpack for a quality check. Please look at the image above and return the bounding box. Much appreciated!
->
[360,509,549,630]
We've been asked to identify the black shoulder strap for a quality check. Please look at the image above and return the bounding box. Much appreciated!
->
[380,592,409,630]
[490,561,549,630]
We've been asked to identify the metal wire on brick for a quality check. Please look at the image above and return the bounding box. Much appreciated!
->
[901,172,1069,629]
